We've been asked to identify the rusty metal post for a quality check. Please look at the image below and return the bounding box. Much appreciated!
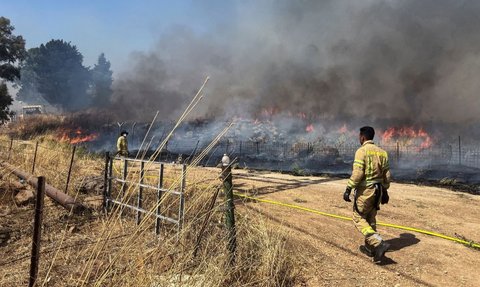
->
[155,163,164,235]
[64,145,76,194]
[29,176,45,287]
[103,152,110,211]
[7,138,13,160]
[31,141,39,174]
[136,161,144,225]
[178,164,186,233]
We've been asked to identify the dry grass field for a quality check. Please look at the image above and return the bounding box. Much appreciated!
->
[1,135,479,286]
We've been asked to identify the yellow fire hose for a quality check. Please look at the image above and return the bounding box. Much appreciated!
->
[112,160,479,250]
[234,192,480,250]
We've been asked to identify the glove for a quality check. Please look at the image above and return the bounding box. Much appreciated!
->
[381,189,389,204]
[343,187,352,202]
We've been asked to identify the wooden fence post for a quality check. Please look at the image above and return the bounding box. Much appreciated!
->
[64,145,76,194]
[220,157,236,265]
[29,176,46,287]
[7,138,13,160]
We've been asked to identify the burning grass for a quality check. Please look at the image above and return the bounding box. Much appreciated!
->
[5,113,107,144]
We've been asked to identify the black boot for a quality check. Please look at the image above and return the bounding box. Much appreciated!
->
[359,245,374,257]
[373,241,390,263]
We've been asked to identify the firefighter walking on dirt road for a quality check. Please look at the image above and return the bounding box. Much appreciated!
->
[343,126,391,263]
[116,130,129,157]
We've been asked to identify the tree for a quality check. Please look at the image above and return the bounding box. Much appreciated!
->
[91,53,113,107]
[17,39,90,111]
[0,16,25,122]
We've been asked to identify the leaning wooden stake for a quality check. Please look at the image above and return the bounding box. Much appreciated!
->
[31,141,39,174]
[29,176,46,287]
[192,186,221,259]
[64,145,77,194]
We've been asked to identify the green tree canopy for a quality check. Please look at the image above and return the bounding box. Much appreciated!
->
[91,53,113,108]
[0,16,26,123]
[18,39,90,111]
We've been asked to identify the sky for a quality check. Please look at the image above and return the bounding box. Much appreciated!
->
[0,0,234,75]
[3,0,480,129]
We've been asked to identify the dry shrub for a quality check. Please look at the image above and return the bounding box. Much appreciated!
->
[7,114,65,139]
[6,111,113,140]
[0,137,300,286]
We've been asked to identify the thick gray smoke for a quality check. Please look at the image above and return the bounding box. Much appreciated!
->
[112,0,480,127]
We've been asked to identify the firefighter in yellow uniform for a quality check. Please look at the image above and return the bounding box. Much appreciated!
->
[343,126,391,263]
[116,130,129,157]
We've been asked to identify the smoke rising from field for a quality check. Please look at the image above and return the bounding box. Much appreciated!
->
[112,0,480,127]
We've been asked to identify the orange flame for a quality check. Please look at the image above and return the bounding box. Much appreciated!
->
[381,127,433,149]
[338,124,347,134]
[305,124,314,133]
[59,128,98,144]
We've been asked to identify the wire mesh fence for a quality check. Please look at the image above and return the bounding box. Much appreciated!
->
[157,137,480,171]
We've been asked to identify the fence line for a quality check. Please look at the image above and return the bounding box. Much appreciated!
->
[155,138,480,170]
[0,138,79,195]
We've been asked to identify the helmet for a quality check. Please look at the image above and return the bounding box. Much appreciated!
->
[221,154,230,166]
[121,130,128,136]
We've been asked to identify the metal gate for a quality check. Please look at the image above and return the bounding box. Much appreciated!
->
[103,152,186,234]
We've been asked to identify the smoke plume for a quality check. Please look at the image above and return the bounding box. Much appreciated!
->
[112,0,480,128]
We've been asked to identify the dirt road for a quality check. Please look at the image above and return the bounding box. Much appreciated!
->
[2,163,479,286]
[217,168,480,286]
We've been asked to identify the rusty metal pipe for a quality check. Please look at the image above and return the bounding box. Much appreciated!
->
[0,161,85,214]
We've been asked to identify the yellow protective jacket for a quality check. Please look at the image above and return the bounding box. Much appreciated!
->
[116,136,128,156]
[347,140,391,189]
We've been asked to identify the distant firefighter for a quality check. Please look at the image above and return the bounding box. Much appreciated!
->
[116,130,129,157]
[343,126,391,263]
